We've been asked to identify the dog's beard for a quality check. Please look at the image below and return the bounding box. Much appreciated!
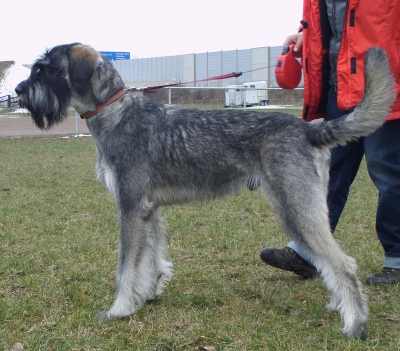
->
[21,78,72,130]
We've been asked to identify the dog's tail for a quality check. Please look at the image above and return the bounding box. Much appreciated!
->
[310,47,396,148]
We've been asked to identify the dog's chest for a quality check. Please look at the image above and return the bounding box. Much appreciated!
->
[95,150,116,196]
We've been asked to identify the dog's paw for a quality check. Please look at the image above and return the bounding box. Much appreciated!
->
[97,301,137,320]
[342,321,368,339]
[96,310,112,321]
[96,310,133,320]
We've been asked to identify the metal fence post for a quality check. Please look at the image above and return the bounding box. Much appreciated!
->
[75,111,79,135]
[243,88,247,111]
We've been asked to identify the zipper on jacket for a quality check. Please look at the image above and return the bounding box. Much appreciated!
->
[350,57,356,74]
[349,10,355,27]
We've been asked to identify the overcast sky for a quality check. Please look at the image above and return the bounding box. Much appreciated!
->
[2,0,302,64]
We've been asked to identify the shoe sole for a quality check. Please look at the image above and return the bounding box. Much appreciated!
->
[260,253,319,279]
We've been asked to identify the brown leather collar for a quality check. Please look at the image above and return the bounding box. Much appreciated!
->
[80,89,128,119]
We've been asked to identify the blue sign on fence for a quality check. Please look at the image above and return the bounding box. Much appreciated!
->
[99,51,130,61]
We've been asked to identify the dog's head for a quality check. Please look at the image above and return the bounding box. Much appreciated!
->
[15,43,124,129]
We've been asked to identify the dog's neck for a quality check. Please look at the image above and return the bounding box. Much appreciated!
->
[80,89,128,119]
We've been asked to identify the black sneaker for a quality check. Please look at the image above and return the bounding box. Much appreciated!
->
[260,246,319,279]
[366,268,400,285]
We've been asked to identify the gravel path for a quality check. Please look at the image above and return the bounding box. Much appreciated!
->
[0,113,90,139]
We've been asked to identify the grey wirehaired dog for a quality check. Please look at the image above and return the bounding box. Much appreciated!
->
[15,43,395,338]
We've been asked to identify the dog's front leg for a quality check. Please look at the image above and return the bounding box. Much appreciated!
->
[98,207,147,320]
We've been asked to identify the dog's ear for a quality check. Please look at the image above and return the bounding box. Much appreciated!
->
[67,44,103,95]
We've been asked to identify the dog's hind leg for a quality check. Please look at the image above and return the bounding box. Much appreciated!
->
[293,218,368,339]
[263,149,368,338]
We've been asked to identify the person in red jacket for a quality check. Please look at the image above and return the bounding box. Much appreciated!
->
[261,0,400,285]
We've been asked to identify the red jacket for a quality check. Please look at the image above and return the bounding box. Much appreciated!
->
[301,0,400,121]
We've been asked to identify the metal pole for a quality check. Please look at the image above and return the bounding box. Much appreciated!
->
[75,111,79,135]
[169,88,172,104]
[243,88,247,111]
[220,50,223,88]
[236,49,239,85]
[267,46,271,88]
[206,51,209,88]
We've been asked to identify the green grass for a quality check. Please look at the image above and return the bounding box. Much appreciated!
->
[0,136,399,351]
[0,108,11,115]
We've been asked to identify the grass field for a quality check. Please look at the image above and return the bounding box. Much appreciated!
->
[0,134,399,350]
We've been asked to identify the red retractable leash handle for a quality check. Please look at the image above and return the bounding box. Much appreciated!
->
[275,44,302,89]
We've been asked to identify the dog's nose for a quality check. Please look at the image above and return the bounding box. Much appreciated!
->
[15,81,27,95]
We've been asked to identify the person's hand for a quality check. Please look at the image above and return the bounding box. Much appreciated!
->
[283,32,303,58]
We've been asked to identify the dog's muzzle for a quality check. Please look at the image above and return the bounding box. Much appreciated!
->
[15,81,27,97]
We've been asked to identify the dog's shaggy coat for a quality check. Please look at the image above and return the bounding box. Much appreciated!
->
[15,43,396,338]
